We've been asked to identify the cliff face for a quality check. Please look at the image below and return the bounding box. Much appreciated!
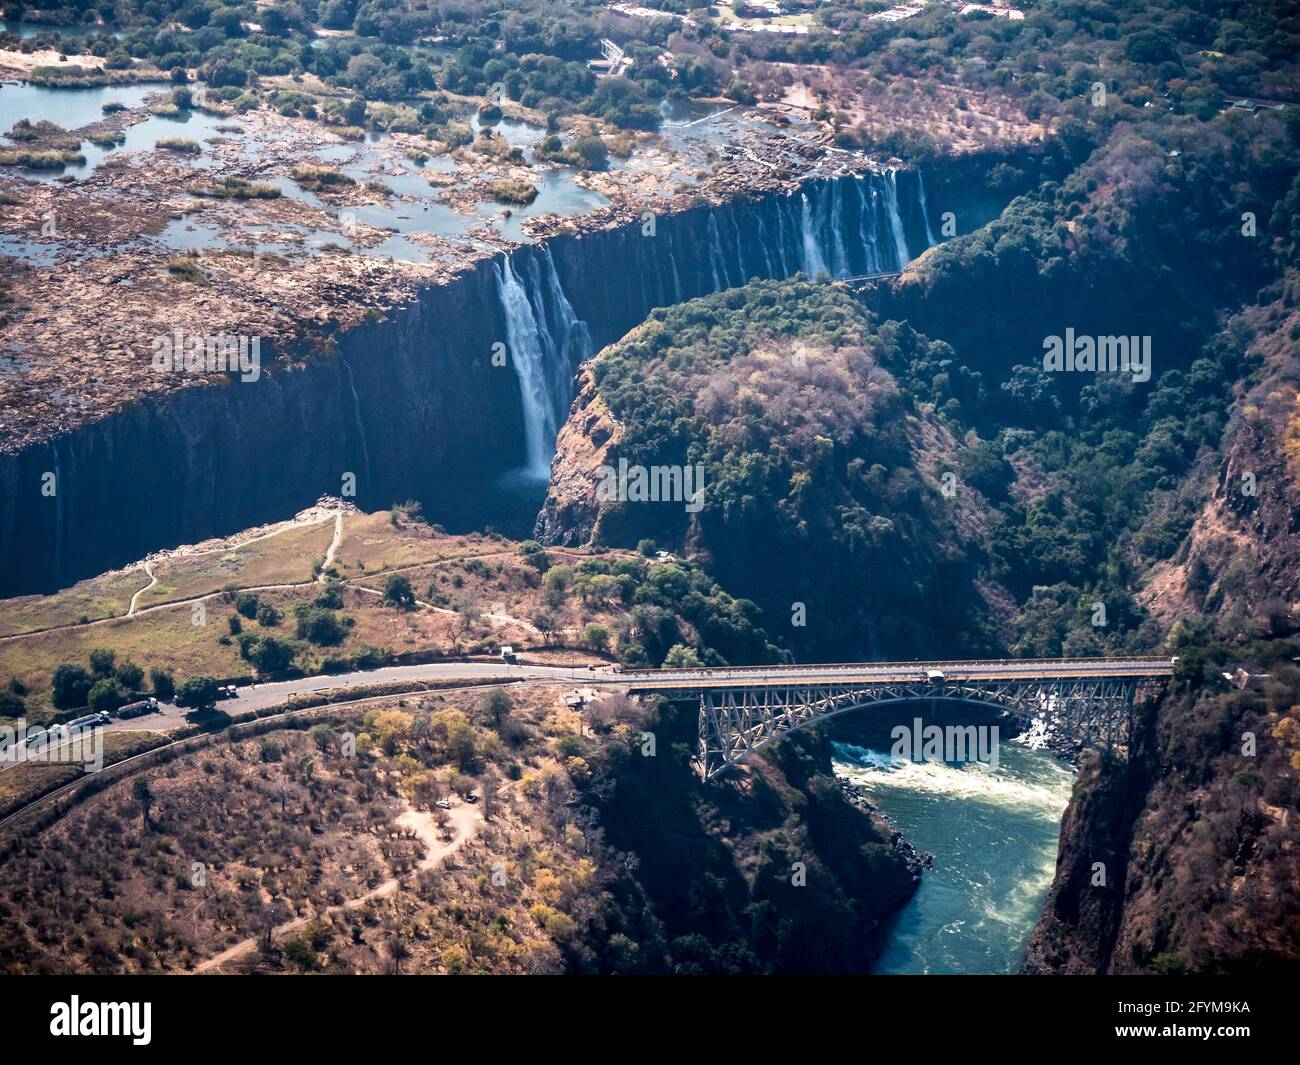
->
[0,258,522,595]
[1023,667,1300,974]
[1,153,1026,598]
[594,697,922,973]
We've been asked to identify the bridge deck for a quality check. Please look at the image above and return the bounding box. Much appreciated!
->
[621,656,1174,692]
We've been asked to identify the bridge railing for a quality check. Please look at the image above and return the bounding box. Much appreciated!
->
[619,655,1176,679]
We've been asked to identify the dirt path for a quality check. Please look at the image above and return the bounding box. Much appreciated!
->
[319,511,344,579]
[126,561,156,617]
[190,803,482,974]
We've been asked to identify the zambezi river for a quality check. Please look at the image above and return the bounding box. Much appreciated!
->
[832,741,1075,974]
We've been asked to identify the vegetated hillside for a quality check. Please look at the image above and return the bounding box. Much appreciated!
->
[1140,280,1300,624]
[0,684,920,975]
[538,278,1006,662]
[1020,280,1300,974]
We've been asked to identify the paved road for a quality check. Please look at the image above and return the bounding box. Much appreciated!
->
[2,656,1175,772]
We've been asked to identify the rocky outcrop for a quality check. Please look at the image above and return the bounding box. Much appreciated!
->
[532,366,619,546]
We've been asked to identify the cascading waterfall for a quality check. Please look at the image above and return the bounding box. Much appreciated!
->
[500,168,932,481]
[826,180,849,277]
[496,257,557,476]
[707,214,729,290]
[855,177,880,274]
[50,437,63,589]
[496,249,593,477]
[799,192,831,278]
[883,168,910,269]
[917,170,938,248]
[339,356,372,489]
[667,232,683,302]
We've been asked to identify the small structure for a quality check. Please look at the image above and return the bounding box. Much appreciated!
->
[588,39,633,78]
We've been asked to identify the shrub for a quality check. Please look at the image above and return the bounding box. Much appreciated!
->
[88,679,124,713]
[114,660,144,691]
[175,676,219,709]
[150,668,175,702]
[383,574,416,610]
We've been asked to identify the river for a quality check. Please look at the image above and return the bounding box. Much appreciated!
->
[832,739,1074,974]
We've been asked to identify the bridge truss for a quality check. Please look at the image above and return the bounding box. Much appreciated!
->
[691,674,1164,781]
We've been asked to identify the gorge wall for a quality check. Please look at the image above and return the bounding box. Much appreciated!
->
[0,155,1022,597]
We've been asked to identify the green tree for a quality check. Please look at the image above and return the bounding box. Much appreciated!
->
[383,574,416,610]
[175,676,219,710]
[88,648,116,676]
[88,679,124,713]
[542,564,573,608]
[582,623,611,652]
[51,663,93,709]
[249,636,295,673]
[114,660,144,691]
[150,668,176,702]
[662,644,703,668]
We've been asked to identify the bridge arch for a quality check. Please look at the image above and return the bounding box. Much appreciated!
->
[693,676,1146,780]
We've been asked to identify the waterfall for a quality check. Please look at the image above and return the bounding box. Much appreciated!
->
[730,211,750,283]
[496,257,556,476]
[667,232,683,302]
[917,170,938,247]
[339,355,372,490]
[883,168,910,269]
[51,438,63,589]
[707,214,729,290]
[855,177,877,274]
[755,209,775,278]
[826,181,848,277]
[800,191,830,278]
[774,198,792,277]
[496,249,592,477]
[538,245,591,375]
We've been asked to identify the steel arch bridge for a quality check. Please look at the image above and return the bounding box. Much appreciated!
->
[621,657,1175,781]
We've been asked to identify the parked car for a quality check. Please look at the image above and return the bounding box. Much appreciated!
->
[436,799,453,810]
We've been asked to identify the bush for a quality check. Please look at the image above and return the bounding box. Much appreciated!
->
[150,668,176,702]
[114,660,144,691]
[248,636,295,673]
[383,574,415,610]
[571,134,608,170]
[88,679,124,713]
[52,663,94,709]
[88,648,116,676]
[235,592,260,620]
[256,603,282,627]
[176,676,219,709]
[295,605,349,646]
